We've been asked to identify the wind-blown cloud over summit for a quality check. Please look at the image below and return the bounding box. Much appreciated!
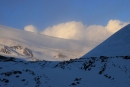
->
[24,19,130,41]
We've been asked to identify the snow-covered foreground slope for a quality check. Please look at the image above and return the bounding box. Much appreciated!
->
[0,55,130,87]
[82,24,130,57]
[0,25,101,61]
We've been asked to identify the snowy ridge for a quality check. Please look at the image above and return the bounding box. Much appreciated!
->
[0,55,130,87]
[0,38,83,61]
[0,26,88,61]
[82,24,130,57]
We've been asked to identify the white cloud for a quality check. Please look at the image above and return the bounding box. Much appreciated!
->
[41,19,130,41]
[41,21,84,40]
[106,19,130,33]
[83,25,111,41]
[24,25,37,33]
[23,20,130,43]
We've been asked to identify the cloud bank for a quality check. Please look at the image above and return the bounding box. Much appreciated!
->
[42,21,85,40]
[41,19,130,41]
[25,19,130,42]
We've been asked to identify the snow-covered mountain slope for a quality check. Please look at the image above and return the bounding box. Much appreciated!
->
[0,25,101,61]
[0,55,130,87]
[82,24,130,57]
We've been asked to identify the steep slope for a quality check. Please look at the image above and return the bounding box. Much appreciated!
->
[0,55,130,87]
[0,25,100,61]
[82,24,130,57]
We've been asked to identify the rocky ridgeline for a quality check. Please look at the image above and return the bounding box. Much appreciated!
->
[0,45,33,58]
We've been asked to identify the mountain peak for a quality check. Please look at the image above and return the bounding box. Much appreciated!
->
[82,24,130,57]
